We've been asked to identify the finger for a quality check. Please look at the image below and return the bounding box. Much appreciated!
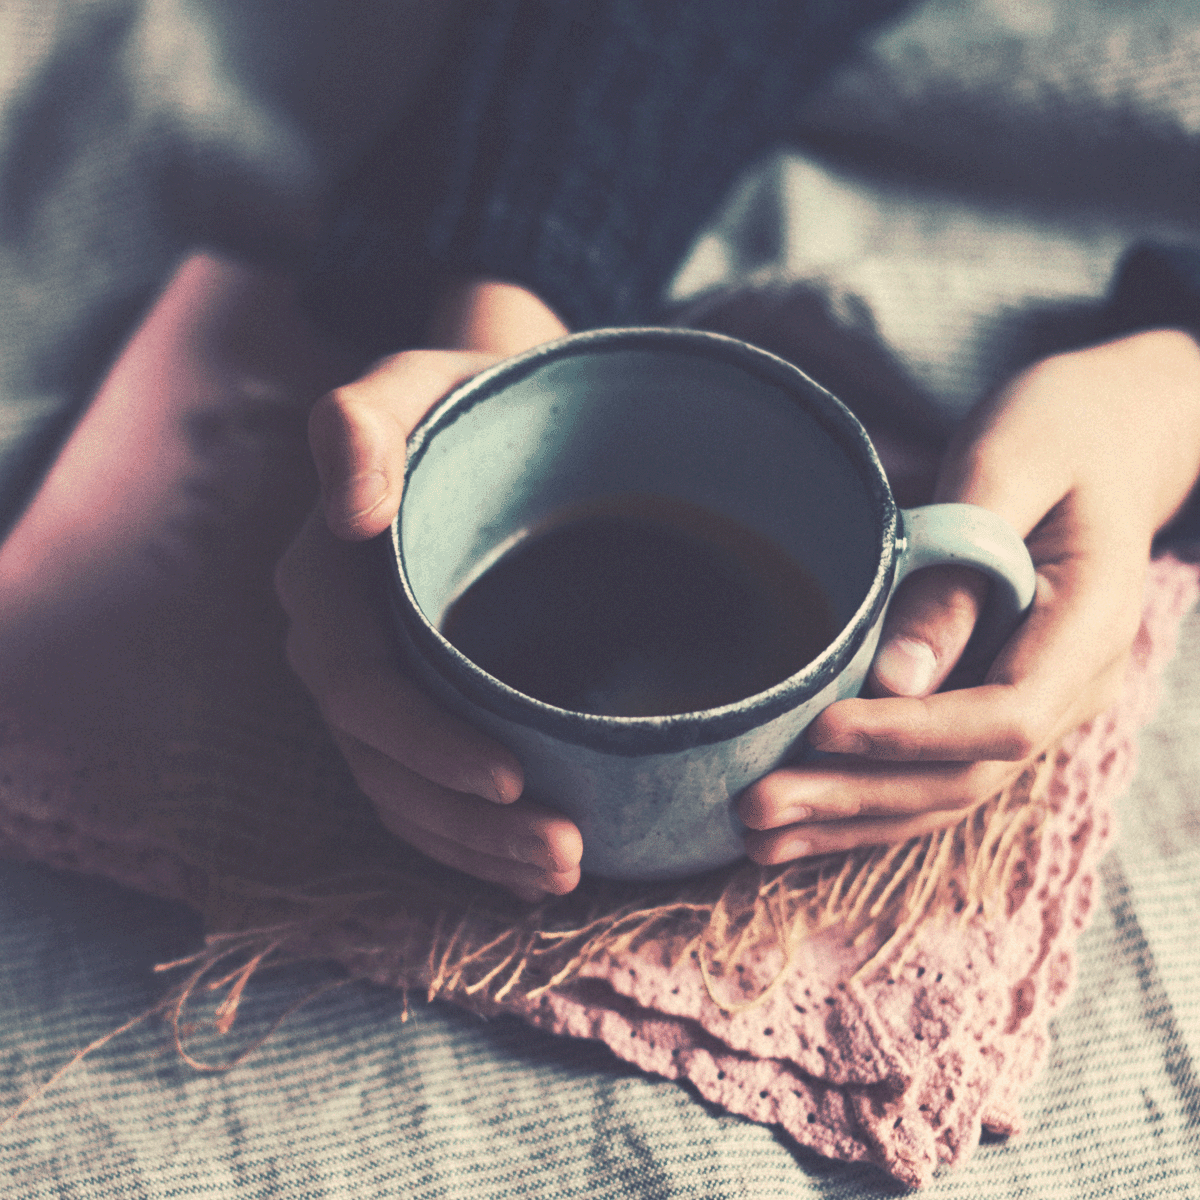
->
[867,565,989,698]
[314,649,525,804]
[745,805,982,865]
[739,757,1018,829]
[391,819,581,897]
[339,729,578,872]
[807,553,1137,764]
[278,510,524,804]
[806,688,1032,762]
[309,350,499,539]
[335,730,582,892]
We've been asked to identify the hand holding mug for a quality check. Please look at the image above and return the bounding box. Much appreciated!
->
[275,285,585,902]
[742,327,1200,863]
[275,275,1200,890]
[385,326,1035,879]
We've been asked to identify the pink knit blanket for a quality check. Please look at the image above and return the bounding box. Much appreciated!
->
[1,255,1195,1187]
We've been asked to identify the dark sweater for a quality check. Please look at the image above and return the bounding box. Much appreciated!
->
[1103,244,1200,343]
[303,0,914,353]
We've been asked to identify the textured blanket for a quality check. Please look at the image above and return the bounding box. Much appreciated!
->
[3,1,1200,1194]
[2,253,1197,1188]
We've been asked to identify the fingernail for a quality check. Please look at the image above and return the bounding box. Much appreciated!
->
[776,835,812,861]
[874,636,938,697]
[489,763,523,805]
[775,805,812,826]
[507,834,548,865]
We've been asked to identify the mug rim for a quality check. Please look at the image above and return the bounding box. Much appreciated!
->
[389,327,898,755]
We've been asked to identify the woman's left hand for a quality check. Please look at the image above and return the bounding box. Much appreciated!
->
[740,328,1200,863]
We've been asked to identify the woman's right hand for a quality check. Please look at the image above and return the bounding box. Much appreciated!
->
[275,282,583,901]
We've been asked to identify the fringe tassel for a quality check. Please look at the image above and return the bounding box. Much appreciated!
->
[0,929,350,1131]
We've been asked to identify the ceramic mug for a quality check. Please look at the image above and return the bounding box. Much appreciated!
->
[386,328,1036,881]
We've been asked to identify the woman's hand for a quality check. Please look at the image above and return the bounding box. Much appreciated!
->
[275,280,582,900]
[740,328,1200,863]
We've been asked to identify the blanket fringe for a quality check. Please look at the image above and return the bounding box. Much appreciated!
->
[0,753,1049,1127]
[416,754,1048,1009]
[0,930,350,1132]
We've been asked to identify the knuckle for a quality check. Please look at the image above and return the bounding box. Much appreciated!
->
[312,379,394,442]
[937,578,986,627]
[272,544,301,610]
[994,713,1038,760]
[736,790,770,830]
[812,702,906,759]
[307,389,351,445]
[740,775,796,824]
[314,660,364,732]
[281,625,306,676]
[858,729,913,760]
[321,378,374,415]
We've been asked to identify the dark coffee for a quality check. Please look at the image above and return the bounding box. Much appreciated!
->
[439,496,839,717]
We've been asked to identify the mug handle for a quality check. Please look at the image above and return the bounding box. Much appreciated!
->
[896,504,1037,676]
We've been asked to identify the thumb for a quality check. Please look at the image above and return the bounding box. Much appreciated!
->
[867,564,990,698]
[308,350,497,540]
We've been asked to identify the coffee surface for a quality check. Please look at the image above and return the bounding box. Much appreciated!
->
[439,497,839,717]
